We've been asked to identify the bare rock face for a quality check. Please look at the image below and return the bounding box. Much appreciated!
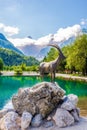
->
[0,111,21,130]
[12,82,65,117]
[53,108,74,128]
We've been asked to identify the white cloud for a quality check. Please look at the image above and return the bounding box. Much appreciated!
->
[35,34,53,46]
[8,24,82,47]
[80,19,87,25]
[8,37,36,47]
[0,23,19,36]
[54,24,81,43]
[4,26,19,36]
[0,23,4,28]
[8,34,53,47]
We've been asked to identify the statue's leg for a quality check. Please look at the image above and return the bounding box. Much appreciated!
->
[54,72,55,81]
[51,73,55,82]
[50,72,53,82]
[41,74,44,81]
[51,72,55,82]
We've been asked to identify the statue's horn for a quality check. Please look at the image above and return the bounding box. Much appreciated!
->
[48,43,65,59]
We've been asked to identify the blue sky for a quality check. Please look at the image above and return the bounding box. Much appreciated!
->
[0,0,87,39]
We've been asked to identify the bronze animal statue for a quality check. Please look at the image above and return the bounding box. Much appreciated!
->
[39,44,65,81]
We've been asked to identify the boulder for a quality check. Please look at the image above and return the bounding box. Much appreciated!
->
[21,111,32,130]
[0,109,15,119]
[0,111,21,130]
[71,109,80,122]
[43,120,54,128]
[61,94,78,111]
[53,108,74,128]
[61,99,75,111]
[67,94,78,106]
[31,114,43,127]
[12,82,65,117]
[0,110,8,119]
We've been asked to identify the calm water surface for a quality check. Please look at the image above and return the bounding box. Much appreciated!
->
[0,76,87,116]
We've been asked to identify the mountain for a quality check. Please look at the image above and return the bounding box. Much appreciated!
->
[82,28,87,33]
[17,44,42,57]
[0,47,39,66]
[36,47,50,60]
[59,37,75,48]
[0,33,23,55]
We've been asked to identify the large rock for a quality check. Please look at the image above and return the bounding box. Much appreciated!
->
[12,82,65,117]
[61,98,75,111]
[70,109,80,122]
[53,108,74,128]
[67,94,78,106]
[0,110,8,119]
[21,111,32,130]
[31,114,43,127]
[0,109,15,119]
[42,120,54,128]
[61,94,78,111]
[0,111,21,130]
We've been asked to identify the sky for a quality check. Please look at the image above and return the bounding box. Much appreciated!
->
[0,0,87,47]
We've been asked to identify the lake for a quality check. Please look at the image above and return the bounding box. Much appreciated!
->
[0,76,87,116]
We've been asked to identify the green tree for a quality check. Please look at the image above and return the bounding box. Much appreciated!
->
[65,34,87,75]
[0,58,4,73]
[21,63,26,71]
[43,48,58,62]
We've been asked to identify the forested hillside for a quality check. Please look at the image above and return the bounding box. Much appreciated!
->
[0,48,39,66]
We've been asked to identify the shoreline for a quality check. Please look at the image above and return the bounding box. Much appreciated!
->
[1,71,87,83]
[29,117,87,130]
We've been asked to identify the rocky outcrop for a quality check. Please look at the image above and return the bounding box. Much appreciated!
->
[12,82,65,117]
[0,82,81,130]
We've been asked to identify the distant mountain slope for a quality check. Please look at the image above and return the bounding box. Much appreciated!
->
[0,33,23,55]
[0,47,39,66]
[36,47,50,60]
[17,44,41,56]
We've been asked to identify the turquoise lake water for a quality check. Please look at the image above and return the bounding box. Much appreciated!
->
[0,76,87,116]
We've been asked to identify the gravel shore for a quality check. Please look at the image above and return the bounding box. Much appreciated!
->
[29,117,87,130]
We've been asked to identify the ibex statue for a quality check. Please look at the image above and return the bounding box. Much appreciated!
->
[39,44,65,81]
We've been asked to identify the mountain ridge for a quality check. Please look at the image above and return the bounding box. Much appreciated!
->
[0,33,23,55]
